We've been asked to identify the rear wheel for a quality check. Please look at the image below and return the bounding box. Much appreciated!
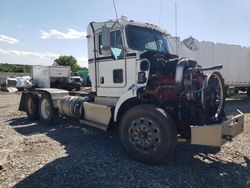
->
[119,105,177,165]
[25,92,39,120]
[39,93,57,125]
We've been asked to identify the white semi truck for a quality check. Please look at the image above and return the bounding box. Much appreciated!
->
[19,17,244,164]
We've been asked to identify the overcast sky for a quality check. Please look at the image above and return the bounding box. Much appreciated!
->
[0,0,250,67]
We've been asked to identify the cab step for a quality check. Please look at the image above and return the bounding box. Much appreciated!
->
[82,102,113,131]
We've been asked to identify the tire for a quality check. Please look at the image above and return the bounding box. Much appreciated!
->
[119,104,177,165]
[247,87,250,97]
[39,93,57,125]
[25,92,39,120]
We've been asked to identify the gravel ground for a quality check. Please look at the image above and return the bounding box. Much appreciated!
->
[0,92,249,188]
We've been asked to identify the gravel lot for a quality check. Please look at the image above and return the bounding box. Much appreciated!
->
[0,92,249,188]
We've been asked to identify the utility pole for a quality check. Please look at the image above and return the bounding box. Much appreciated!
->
[175,2,178,55]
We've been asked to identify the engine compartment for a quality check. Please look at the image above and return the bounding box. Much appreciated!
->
[139,51,226,137]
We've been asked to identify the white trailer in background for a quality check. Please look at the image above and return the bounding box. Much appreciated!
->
[168,37,250,96]
[32,65,81,90]
[32,66,70,88]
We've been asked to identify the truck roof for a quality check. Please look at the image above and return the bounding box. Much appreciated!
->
[88,16,170,36]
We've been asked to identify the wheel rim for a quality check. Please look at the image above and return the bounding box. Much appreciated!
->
[41,98,50,119]
[128,117,161,153]
[202,72,224,119]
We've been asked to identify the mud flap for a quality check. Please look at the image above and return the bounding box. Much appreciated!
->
[18,91,29,111]
[191,110,244,147]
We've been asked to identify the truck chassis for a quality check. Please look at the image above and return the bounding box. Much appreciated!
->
[19,85,244,164]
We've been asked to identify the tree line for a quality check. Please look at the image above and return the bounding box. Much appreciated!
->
[0,63,32,73]
[53,55,87,72]
[0,55,87,73]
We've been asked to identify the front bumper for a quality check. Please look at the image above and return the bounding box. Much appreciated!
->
[190,110,244,147]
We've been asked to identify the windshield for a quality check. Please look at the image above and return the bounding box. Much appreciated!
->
[126,25,169,53]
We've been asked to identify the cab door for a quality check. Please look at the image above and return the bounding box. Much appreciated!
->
[97,29,127,96]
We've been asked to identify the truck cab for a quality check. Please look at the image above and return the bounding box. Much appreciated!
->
[69,72,82,85]
[87,16,171,97]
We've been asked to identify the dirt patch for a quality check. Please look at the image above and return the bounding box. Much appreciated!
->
[0,93,249,187]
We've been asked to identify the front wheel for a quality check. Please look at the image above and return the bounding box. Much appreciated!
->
[119,105,177,165]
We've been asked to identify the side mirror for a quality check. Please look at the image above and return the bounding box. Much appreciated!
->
[101,26,111,55]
